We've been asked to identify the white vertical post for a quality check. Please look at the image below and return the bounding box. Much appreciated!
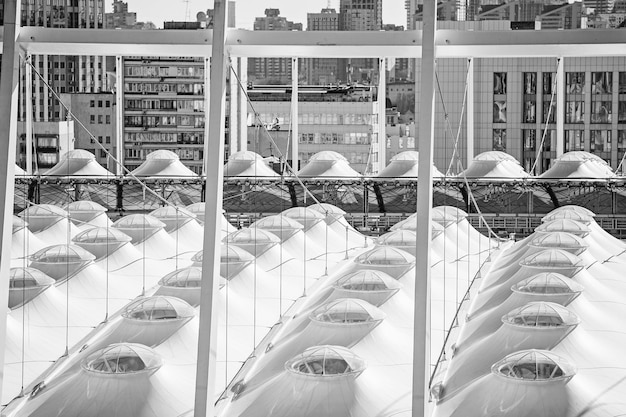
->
[26,54,34,174]
[291,58,299,170]
[228,58,239,155]
[0,0,22,396]
[115,56,124,175]
[413,0,436,415]
[238,58,248,152]
[556,57,564,158]
[195,0,228,415]
[202,56,211,176]
[377,57,386,174]
[466,57,474,168]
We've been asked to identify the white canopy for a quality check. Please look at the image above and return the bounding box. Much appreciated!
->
[43,149,114,177]
[461,151,529,179]
[129,150,198,177]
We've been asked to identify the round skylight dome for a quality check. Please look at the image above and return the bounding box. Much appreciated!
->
[549,205,595,217]
[391,151,420,161]
[542,210,593,224]
[355,246,415,266]
[30,244,96,264]
[82,343,162,375]
[389,217,445,238]
[159,267,203,288]
[502,302,580,328]
[286,345,366,377]
[512,272,584,296]
[333,270,401,292]
[474,151,517,162]
[146,149,179,160]
[150,206,196,221]
[64,200,107,214]
[122,296,195,321]
[113,214,165,230]
[223,228,281,245]
[308,203,347,215]
[20,204,67,219]
[219,245,254,263]
[310,298,385,325]
[251,215,304,230]
[309,151,348,162]
[376,230,417,247]
[229,151,263,161]
[519,249,583,270]
[534,219,590,236]
[9,267,55,289]
[556,151,607,164]
[434,206,468,219]
[64,149,97,160]
[529,232,587,254]
[282,207,326,221]
[492,349,576,382]
[73,227,132,245]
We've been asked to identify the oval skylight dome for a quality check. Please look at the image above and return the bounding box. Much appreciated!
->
[355,246,415,266]
[286,345,366,377]
[159,267,203,288]
[150,206,196,221]
[549,205,595,217]
[228,150,263,161]
[308,203,347,215]
[474,151,518,162]
[310,298,385,324]
[519,249,583,270]
[492,349,576,382]
[122,296,195,321]
[512,272,584,296]
[72,227,133,245]
[82,343,162,375]
[19,204,68,230]
[9,267,55,289]
[529,232,587,253]
[502,302,580,328]
[333,270,402,292]
[30,244,96,264]
[534,219,590,236]
[64,149,97,160]
[281,207,326,221]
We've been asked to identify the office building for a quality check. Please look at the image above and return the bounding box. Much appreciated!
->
[305,8,340,85]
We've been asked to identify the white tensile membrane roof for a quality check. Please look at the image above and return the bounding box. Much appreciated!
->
[296,151,362,178]
[375,151,445,179]
[461,151,530,179]
[43,149,115,177]
[129,150,199,177]
[539,151,616,179]
[3,197,516,417]
[224,151,279,178]
[431,205,626,417]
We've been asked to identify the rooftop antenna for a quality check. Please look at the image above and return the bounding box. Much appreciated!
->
[183,0,190,21]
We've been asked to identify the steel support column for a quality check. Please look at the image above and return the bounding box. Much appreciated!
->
[377,58,386,174]
[466,58,474,168]
[556,57,564,158]
[115,56,124,175]
[195,0,228,415]
[202,56,211,176]
[291,58,299,170]
[413,0,436,416]
[0,0,22,396]
[25,54,33,174]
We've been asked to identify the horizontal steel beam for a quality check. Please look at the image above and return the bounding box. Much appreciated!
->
[2,27,625,58]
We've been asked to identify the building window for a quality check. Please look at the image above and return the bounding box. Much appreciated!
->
[542,101,556,124]
[591,72,612,94]
[106,115,111,124]
[493,129,506,151]
[523,129,536,150]
[523,72,537,95]
[98,136,103,143]
[565,101,584,123]
[565,130,585,152]
[105,136,111,144]
[566,72,585,94]
[97,115,103,124]
[590,130,611,153]
[494,72,507,95]
[98,100,103,107]
[90,100,95,107]
[590,101,612,123]
[523,100,536,123]
[106,100,111,107]
[90,114,95,124]
[494,101,507,123]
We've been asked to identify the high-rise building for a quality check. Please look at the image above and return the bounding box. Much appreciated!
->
[199,1,236,28]
[249,9,303,84]
[584,0,615,14]
[105,0,156,30]
[13,0,107,123]
[306,9,340,85]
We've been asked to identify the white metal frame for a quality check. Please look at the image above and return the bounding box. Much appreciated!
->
[2,1,626,415]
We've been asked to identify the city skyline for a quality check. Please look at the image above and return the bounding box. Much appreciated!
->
[105,0,408,29]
